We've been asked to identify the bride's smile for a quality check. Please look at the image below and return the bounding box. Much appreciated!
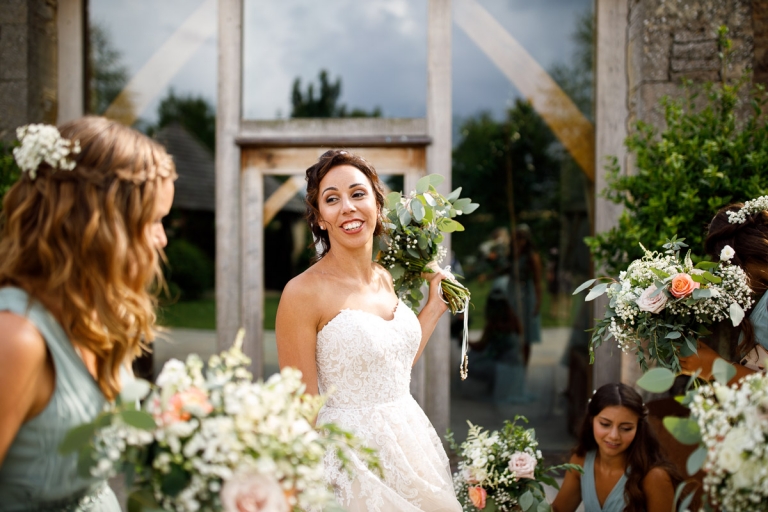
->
[318,164,378,247]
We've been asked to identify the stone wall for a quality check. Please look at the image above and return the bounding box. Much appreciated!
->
[627,0,757,130]
[0,0,58,140]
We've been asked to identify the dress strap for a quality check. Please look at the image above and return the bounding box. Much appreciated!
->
[580,451,603,511]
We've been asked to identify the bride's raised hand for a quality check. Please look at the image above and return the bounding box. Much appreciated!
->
[422,261,449,314]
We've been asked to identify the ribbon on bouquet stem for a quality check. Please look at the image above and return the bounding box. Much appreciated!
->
[437,266,470,380]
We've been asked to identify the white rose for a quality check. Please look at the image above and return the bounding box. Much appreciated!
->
[731,459,761,489]
[720,245,735,262]
[508,452,537,481]
[636,285,668,314]
[717,445,743,473]
[714,386,733,404]
[221,470,289,512]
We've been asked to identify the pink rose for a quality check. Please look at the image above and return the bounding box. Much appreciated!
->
[468,486,487,509]
[636,284,668,314]
[669,273,700,298]
[508,452,537,481]
[221,471,290,512]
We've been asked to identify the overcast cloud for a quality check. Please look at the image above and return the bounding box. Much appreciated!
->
[91,0,591,124]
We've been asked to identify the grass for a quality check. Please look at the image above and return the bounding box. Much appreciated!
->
[158,292,281,331]
[157,284,579,332]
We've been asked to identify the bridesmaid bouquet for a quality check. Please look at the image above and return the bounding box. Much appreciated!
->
[575,237,753,372]
[447,418,580,512]
[59,330,380,512]
[376,174,478,378]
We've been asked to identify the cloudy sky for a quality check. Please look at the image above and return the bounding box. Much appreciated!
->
[91,0,591,124]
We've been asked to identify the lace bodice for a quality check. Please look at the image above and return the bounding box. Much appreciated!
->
[316,300,421,409]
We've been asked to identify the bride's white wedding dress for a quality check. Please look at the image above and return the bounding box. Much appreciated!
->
[315,299,462,512]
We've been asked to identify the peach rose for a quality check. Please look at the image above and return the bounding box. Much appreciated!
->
[468,486,487,509]
[669,273,700,298]
[508,452,537,481]
[221,471,290,512]
[163,387,213,424]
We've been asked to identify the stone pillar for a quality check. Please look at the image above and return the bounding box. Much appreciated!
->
[0,0,58,140]
[754,0,768,85]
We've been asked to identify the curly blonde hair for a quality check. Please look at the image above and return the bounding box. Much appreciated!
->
[0,116,177,400]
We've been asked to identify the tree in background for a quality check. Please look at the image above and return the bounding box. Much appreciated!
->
[153,89,216,152]
[88,24,134,120]
[291,70,382,118]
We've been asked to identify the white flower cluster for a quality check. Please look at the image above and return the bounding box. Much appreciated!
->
[12,124,80,179]
[726,196,768,224]
[87,338,368,512]
[691,373,768,511]
[602,247,753,370]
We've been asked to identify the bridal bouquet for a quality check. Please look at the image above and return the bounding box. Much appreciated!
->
[575,237,753,372]
[376,174,477,314]
[447,418,580,512]
[59,330,380,512]
[690,372,768,511]
[376,173,478,379]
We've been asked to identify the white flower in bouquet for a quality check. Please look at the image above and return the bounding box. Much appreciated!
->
[636,284,668,313]
[220,470,289,512]
[720,245,736,262]
[508,452,537,481]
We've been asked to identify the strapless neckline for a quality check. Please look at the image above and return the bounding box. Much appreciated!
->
[319,299,403,335]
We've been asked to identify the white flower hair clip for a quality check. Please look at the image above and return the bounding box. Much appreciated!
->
[720,245,736,262]
[726,196,768,224]
[12,124,80,180]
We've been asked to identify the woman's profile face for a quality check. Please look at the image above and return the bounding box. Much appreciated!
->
[148,178,175,250]
[592,405,639,457]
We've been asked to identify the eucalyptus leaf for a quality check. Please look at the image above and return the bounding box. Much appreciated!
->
[729,302,745,326]
[416,175,431,194]
[663,417,701,445]
[59,422,96,454]
[446,187,462,202]
[712,358,736,385]
[585,283,608,301]
[438,218,464,233]
[407,247,421,259]
[453,198,472,212]
[389,264,405,281]
[428,174,445,187]
[77,444,96,478]
[665,331,681,339]
[573,279,596,295]
[702,271,721,284]
[679,491,695,512]
[537,500,551,512]
[411,199,425,222]
[650,268,671,279]
[120,410,157,431]
[694,261,719,270]
[423,192,436,206]
[463,202,479,214]
[386,191,401,209]
[636,367,676,393]
[519,490,534,511]
[686,445,707,475]
[398,208,412,226]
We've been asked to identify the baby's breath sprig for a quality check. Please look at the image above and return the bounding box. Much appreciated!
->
[12,124,80,180]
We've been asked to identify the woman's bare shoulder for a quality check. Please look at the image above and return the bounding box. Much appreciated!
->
[0,312,47,376]
[372,262,396,292]
[643,466,673,486]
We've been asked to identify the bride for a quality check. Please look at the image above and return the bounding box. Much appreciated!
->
[276,149,462,511]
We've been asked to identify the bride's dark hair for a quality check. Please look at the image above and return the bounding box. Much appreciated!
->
[304,149,386,259]
[574,383,682,512]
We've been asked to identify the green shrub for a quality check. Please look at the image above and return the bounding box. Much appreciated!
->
[0,140,20,204]
[164,239,214,300]
[588,73,768,276]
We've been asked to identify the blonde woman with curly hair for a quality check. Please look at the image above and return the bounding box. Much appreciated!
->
[0,117,176,511]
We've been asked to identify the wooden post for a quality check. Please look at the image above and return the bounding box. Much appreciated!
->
[425,0,452,439]
[57,0,84,123]
[216,0,243,351]
[593,0,629,388]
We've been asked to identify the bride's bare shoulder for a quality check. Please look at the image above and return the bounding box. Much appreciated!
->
[281,267,326,306]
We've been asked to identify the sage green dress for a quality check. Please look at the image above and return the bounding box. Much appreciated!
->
[0,287,122,511]
[580,450,628,512]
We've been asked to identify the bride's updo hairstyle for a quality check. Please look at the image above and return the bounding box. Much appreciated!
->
[0,116,176,400]
[705,204,768,355]
[304,149,386,258]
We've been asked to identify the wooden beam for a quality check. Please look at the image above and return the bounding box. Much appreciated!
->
[423,0,452,439]
[454,0,595,182]
[242,147,427,176]
[240,118,428,138]
[593,0,629,389]
[236,135,431,147]
[57,0,84,123]
[216,0,243,352]
[263,175,305,226]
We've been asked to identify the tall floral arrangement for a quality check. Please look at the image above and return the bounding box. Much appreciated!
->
[575,237,753,372]
[447,418,579,512]
[60,331,379,512]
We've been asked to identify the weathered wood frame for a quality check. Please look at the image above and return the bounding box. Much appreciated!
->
[216,0,452,435]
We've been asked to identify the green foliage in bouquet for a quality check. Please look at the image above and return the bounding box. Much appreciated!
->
[377,173,478,313]
[447,417,581,512]
[587,27,768,275]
